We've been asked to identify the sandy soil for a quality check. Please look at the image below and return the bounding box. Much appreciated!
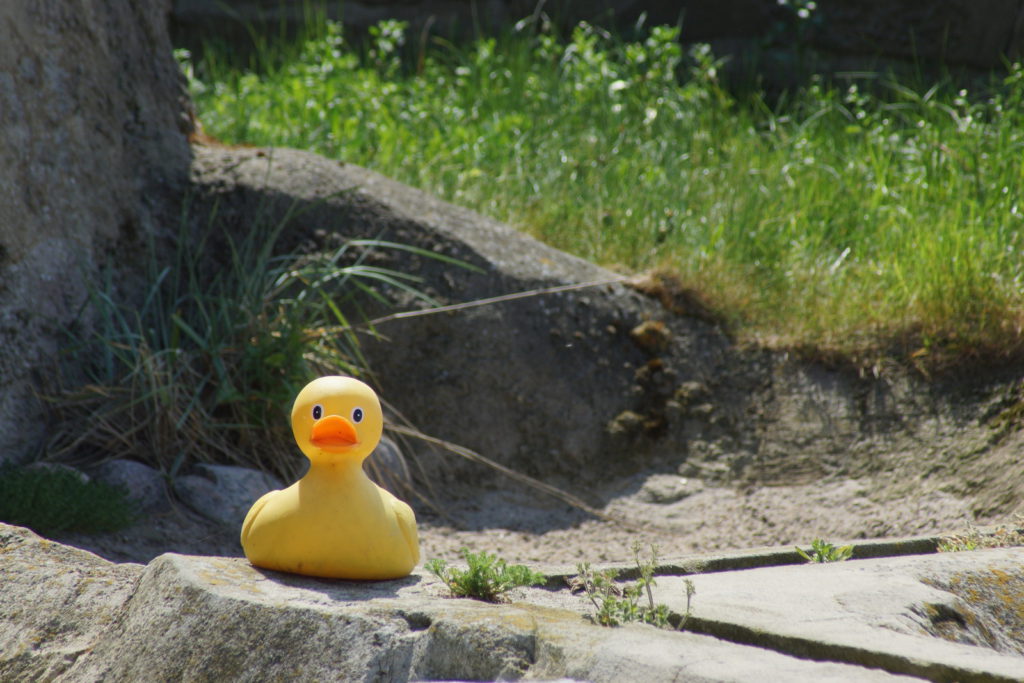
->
[51,468,977,570]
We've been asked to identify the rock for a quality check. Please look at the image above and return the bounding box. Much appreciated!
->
[6,522,1023,681]
[629,319,672,354]
[0,524,142,681]
[25,462,90,483]
[90,459,168,512]
[188,144,737,490]
[674,380,709,407]
[185,142,1024,528]
[654,548,1024,681]
[172,464,283,528]
[365,434,414,495]
[606,410,646,437]
[638,473,704,504]
[0,0,191,461]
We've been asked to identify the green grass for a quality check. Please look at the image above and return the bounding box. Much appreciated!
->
[182,17,1024,369]
[47,196,447,482]
[0,463,136,535]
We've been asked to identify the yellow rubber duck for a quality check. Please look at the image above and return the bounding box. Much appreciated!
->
[240,376,419,579]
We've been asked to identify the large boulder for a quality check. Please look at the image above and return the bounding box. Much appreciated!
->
[5,521,1024,681]
[187,144,742,493]
[185,143,1024,529]
[0,0,191,459]
[0,524,142,680]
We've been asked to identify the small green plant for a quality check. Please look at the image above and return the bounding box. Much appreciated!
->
[795,538,854,563]
[572,542,694,629]
[426,548,547,602]
[0,462,136,535]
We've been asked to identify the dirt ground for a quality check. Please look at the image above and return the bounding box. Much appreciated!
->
[52,465,982,570]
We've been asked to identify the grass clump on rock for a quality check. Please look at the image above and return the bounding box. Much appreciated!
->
[184,17,1024,369]
[47,199,447,483]
[938,517,1024,553]
[0,463,135,535]
[426,548,547,602]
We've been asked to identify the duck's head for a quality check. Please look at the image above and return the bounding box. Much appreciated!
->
[291,376,383,465]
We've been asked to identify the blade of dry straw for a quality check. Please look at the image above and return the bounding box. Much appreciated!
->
[365,277,627,327]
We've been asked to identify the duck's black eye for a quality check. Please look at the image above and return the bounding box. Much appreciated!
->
[312,404,323,420]
[352,407,364,423]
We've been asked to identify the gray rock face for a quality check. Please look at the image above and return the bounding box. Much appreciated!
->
[366,434,415,495]
[654,549,1024,681]
[186,144,1017,527]
[188,144,737,492]
[0,524,142,681]
[90,459,168,512]
[5,522,1023,682]
[0,0,191,460]
[172,463,284,528]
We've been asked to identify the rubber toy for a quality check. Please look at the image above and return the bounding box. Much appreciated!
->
[240,376,419,579]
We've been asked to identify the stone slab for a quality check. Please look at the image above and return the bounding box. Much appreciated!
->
[654,548,1024,682]
[0,524,143,682]
[7,521,1024,682]
[61,552,912,682]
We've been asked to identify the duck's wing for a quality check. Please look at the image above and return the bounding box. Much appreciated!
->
[240,491,275,547]
[391,498,420,566]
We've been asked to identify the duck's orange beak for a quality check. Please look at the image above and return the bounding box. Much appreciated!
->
[310,415,359,450]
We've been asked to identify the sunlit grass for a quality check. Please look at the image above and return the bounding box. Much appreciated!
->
[181,17,1024,369]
